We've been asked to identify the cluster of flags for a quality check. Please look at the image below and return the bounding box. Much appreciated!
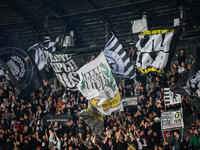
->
[0,25,187,133]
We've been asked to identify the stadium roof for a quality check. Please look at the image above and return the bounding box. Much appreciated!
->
[0,0,200,53]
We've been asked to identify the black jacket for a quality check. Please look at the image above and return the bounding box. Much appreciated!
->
[1,141,14,150]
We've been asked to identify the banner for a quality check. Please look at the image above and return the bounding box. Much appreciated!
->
[161,109,184,130]
[43,51,79,91]
[103,35,135,78]
[77,52,123,115]
[28,43,47,70]
[0,33,43,95]
[170,47,200,110]
[76,107,103,134]
[170,48,200,97]
[121,96,138,107]
[44,114,70,126]
[28,37,59,70]
[164,88,181,105]
[135,26,183,73]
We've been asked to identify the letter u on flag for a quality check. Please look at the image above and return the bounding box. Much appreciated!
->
[0,33,43,95]
[77,52,123,115]
[103,34,135,79]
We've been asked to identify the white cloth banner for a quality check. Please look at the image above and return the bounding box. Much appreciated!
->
[164,88,181,105]
[77,52,123,115]
[161,109,184,130]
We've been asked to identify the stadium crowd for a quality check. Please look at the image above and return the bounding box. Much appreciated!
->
[0,49,199,150]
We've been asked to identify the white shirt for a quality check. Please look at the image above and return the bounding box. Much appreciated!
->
[136,138,142,150]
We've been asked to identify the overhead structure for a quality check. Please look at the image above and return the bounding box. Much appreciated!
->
[0,0,200,54]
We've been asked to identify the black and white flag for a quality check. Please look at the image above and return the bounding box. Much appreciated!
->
[135,26,183,74]
[170,49,200,97]
[28,37,59,70]
[0,33,43,95]
[103,35,135,78]
[76,107,103,134]
[164,88,181,105]
[43,51,79,91]
[43,37,59,51]
[170,47,200,110]
[28,43,47,71]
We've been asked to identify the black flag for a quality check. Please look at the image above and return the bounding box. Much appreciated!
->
[135,26,183,74]
[170,47,200,97]
[170,47,200,110]
[43,51,80,91]
[76,107,103,134]
[0,33,43,95]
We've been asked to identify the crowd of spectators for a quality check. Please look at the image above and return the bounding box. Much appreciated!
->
[0,49,198,150]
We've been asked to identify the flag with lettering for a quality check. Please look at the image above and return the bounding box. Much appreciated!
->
[77,52,123,115]
[103,35,135,78]
[43,51,79,91]
[76,107,103,134]
[0,33,43,95]
[135,26,182,73]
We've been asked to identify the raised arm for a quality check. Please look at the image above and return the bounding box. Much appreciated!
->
[36,131,42,143]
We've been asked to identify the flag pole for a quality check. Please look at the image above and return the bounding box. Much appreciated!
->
[163,130,166,142]
[152,92,160,112]
[181,102,184,139]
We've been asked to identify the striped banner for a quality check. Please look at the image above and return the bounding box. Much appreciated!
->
[164,88,181,105]
[103,35,135,79]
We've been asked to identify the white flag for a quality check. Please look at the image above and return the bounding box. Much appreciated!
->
[77,52,123,115]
